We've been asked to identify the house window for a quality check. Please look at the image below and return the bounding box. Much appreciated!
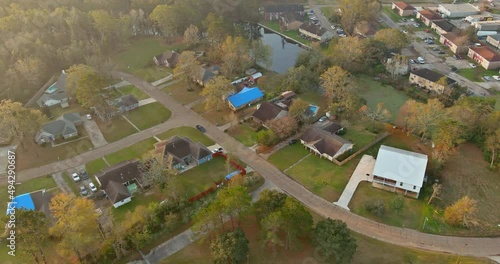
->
[413,186,416,190]
[400,182,403,186]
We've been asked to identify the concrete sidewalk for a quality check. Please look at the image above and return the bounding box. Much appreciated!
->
[334,155,375,210]
[138,98,157,107]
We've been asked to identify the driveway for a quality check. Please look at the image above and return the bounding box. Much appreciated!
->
[51,172,72,195]
[334,155,375,210]
[83,119,108,148]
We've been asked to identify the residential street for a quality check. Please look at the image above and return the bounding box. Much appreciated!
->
[12,71,500,259]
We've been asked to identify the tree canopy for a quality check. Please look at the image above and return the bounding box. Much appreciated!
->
[313,218,357,263]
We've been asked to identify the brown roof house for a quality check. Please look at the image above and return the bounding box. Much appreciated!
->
[35,112,83,144]
[431,20,456,35]
[299,23,331,41]
[252,102,288,128]
[300,126,353,161]
[439,33,470,54]
[468,46,500,70]
[416,9,443,26]
[153,50,179,68]
[392,2,415,17]
[95,159,145,208]
[154,136,213,171]
[409,68,456,94]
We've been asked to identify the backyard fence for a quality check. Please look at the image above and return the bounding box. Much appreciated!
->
[333,132,390,166]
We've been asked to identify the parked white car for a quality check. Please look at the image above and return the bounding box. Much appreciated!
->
[469,63,477,68]
[492,75,500,81]
[88,182,97,192]
[86,114,92,120]
[72,172,81,182]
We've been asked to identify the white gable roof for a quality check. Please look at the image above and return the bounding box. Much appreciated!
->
[373,145,428,187]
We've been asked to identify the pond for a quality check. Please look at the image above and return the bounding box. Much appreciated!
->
[258,27,306,74]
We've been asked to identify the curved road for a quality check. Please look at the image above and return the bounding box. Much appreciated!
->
[14,72,500,258]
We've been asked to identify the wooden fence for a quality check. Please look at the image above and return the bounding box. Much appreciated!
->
[332,132,389,166]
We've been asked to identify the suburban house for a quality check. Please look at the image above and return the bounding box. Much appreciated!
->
[95,159,144,208]
[372,145,428,198]
[299,23,330,41]
[385,55,409,76]
[281,90,296,101]
[154,136,213,171]
[409,68,456,94]
[227,87,264,111]
[416,9,443,26]
[474,20,500,31]
[263,4,304,20]
[431,20,456,35]
[93,94,139,121]
[35,112,83,144]
[486,35,500,49]
[193,65,220,86]
[468,46,500,70]
[153,50,179,68]
[438,3,480,18]
[36,70,69,108]
[252,102,288,127]
[439,33,470,54]
[300,126,353,161]
[280,12,304,30]
[6,190,52,216]
[391,2,415,17]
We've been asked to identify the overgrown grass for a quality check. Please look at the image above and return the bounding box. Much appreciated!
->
[96,117,138,142]
[118,85,149,100]
[156,126,215,146]
[104,138,157,165]
[126,102,172,130]
[227,124,259,147]
[177,157,229,198]
[161,80,203,105]
[112,192,162,223]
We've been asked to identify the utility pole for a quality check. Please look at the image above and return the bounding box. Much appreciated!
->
[422,216,429,230]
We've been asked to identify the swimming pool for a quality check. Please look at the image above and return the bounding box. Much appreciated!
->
[46,83,57,94]
[308,105,319,117]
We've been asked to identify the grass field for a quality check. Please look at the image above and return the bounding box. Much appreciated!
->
[62,172,80,196]
[342,123,379,152]
[96,117,138,142]
[268,143,310,171]
[458,68,499,82]
[257,72,283,97]
[105,138,157,165]
[178,157,230,198]
[227,124,259,147]
[156,126,215,146]
[118,85,149,100]
[126,102,172,130]
[161,80,203,105]
[112,191,163,223]
[85,158,109,177]
[356,75,409,122]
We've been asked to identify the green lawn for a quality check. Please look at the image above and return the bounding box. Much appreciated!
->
[356,75,409,122]
[126,102,172,130]
[343,123,379,152]
[383,6,403,23]
[112,191,163,223]
[162,80,203,105]
[258,72,283,98]
[177,157,230,198]
[458,68,499,82]
[268,143,310,171]
[156,126,215,146]
[85,158,109,177]
[96,117,138,142]
[261,21,311,46]
[227,124,259,147]
[118,85,149,100]
[62,172,80,196]
[105,138,157,165]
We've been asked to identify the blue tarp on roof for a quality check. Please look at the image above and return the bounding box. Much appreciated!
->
[6,193,35,215]
[227,87,264,108]
[225,171,240,180]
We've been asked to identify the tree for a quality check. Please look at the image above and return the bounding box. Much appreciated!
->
[265,116,299,139]
[66,64,96,95]
[374,28,408,51]
[253,189,287,220]
[320,66,354,102]
[150,4,195,36]
[173,51,201,91]
[210,229,249,264]
[49,193,101,261]
[338,0,381,35]
[329,93,362,120]
[444,196,477,227]
[204,13,229,46]
[281,66,311,93]
[138,151,176,189]
[401,99,446,140]
[428,183,443,205]
[432,119,465,164]
[279,197,313,250]
[15,210,49,263]
[359,102,392,122]
[329,37,372,73]
[288,98,310,123]
[313,218,357,263]
[261,211,284,256]
[0,100,46,146]
[250,39,272,68]
[217,186,252,229]
[74,72,109,109]
[183,24,200,47]
[14,57,46,85]
[220,36,251,78]
[485,128,500,168]
[256,129,278,146]
[201,76,232,111]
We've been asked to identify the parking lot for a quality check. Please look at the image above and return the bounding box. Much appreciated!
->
[66,165,101,198]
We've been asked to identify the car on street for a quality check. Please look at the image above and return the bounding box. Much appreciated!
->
[212,147,223,153]
[410,18,415,22]
[86,114,92,120]
[469,63,477,68]
[80,186,88,196]
[493,75,500,81]
[89,182,97,192]
[331,25,335,29]
[288,139,298,145]
[319,116,328,122]
[450,66,458,72]
[484,76,492,81]
[72,172,81,182]
[417,57,425,63]
[196,125,206,133]
[409,59,415,64]
[339,33,347,37]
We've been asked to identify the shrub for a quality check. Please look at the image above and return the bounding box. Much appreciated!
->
[256,129,277,146]
[364,199,385,216]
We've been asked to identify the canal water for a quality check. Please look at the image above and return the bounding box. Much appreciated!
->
[258,27,305,74]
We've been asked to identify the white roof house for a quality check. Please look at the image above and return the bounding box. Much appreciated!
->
[372,145,428,198]
[438,4,479,18]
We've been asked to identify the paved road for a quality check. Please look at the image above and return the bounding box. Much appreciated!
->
[13,71,500,258]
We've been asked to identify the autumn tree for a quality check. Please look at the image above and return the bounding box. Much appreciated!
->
[138,151,176,189]
[203,13,230,46]
[150,4,195,36]
[313,218,357,263]
[444,196,477,227]
[428,183,443,205]
[0,100,46,146]
[329,37,372,73]
[359,103,392,122]
[183,24,200,47]
[281,66,313,93]
[15,210,49,264]
[250,39,272,68]
[401,99,446,140]
[74,72,110,109]
[288,98,310,123]
[265,116,299,139]
[485,128,500,168]
[451,96,495,140]
[49,193,101,262]
[173,51,200,91]
[338,0,381,35]
[320,66,354,102]
[201,76,232,111]
[432,119,465,165]
[220,36,252,78]
[210,229,249,264]
[261,210,284,256]
[374,28,409,51]
[66,64,96,95]
[386,54,409,79]
[14,57,46,85]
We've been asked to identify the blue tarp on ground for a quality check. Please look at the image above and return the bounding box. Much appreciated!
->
[225,171,240,180]
[6,193,35,215]
[227,87,264,108]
